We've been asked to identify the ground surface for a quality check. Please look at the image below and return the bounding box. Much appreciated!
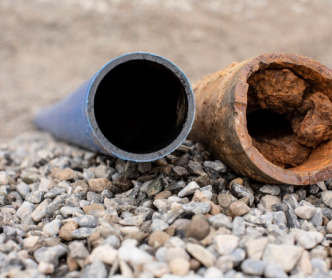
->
[2,0,332,141]
[1,133,332,277]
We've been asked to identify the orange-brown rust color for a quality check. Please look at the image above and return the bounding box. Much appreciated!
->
[252,136,311,169]
[189,53,332,185]
[247,68,310,168]
[292,92,332,148]
[248,69,307,114]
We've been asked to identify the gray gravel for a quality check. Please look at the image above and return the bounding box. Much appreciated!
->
[1,131,332,277]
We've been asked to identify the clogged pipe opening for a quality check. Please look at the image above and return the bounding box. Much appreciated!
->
[246,65,332,171]
[93,59,189,154]
[247,110,293,142]
[189,53,332,184]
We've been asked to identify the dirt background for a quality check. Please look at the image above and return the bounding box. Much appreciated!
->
[1,0,332,142]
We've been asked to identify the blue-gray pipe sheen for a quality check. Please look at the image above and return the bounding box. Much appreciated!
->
[34,52,195,162]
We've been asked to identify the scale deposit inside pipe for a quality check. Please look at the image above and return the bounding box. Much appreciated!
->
[247,67,332,169]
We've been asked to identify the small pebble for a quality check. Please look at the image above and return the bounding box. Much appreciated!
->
[120,215,146,226]
[169,258,190,276]
[86,244,118,265]
[56,168,74,181]
[294,205,316,220]
[291,228,324,249]
[38,262,54,274]
[215,255,233,273]
[182,201,210,214]
[150,219,169,232]
[34,245,67,266]
[186,243,216,267]
[246,237,269,260]
[214,235,239,255]
[229,200,250,216]
[321,190,332,208]
[203,267,224,278]
[43,219,62,236]
[327,221,332,233]
[261,195,281,210]
[231,183,254,206]
[264,264,287,278]
[147,174,165,197]
[203,161,227,173]
[25,190,44,204]
[148,231,170,249]
[262,244,303,272]
[88,178,111,193]
[71,227,94,239]
[16,182,31,198]
[59,221,79,241]
[185,215,210,240]
[241,258,265,276]
[81,260,107,278]
[178,181,200,197]
[260,185,280,196]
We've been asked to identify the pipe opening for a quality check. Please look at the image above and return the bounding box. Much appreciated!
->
[94,59,188,154]
[247,110,293,139]
[247,66,332,170]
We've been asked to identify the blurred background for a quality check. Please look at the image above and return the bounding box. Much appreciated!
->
[1,0,332,142]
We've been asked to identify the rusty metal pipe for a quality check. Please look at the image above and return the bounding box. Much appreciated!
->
[35,52,195,162]
[190,53,332,185]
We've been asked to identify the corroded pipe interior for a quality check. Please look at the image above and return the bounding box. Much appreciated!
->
[94,60,188,154]
[246,63,332,173]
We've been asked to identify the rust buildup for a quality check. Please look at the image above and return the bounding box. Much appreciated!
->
[189,53,332,185]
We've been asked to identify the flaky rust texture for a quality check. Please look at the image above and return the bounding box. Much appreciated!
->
[189,53,332,185]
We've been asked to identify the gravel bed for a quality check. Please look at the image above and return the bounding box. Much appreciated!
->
[0,132,332,278]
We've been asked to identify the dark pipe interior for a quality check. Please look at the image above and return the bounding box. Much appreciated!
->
[247,109,293,140]
[94,60,188,154]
